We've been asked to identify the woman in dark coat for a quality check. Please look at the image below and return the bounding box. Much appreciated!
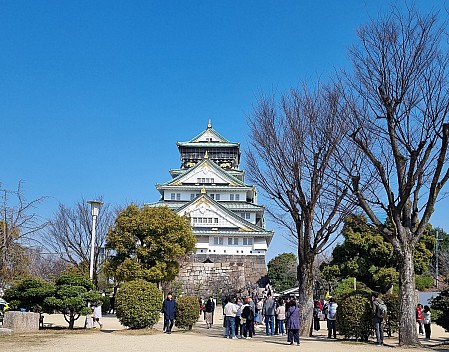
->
[285,299,300,345]
[162,292,176,333]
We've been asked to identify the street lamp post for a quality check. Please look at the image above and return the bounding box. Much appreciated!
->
[87,200,103,281]
[435,228,443,290]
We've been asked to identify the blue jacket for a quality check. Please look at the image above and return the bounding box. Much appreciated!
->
[286,305,300,330]
[163,298,176,320]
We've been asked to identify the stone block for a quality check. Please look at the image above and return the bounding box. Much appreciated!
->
[3,311,40,333]
[0,328,13,336]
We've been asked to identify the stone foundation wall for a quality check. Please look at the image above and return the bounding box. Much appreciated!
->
[175,254,268,296]
[3,311,40,333]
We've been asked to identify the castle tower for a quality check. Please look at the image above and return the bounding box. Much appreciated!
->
[150,121,273,291]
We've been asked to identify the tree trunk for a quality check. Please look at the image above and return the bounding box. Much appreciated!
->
[397,240,418,346]
[297,257,314,337]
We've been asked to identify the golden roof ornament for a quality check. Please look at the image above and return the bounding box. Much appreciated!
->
[201,185,207,194]
[204,150,209,159]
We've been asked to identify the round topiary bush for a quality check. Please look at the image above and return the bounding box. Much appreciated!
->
[115,279,163,329]
[175,295,200,330]
[336,292,372,341]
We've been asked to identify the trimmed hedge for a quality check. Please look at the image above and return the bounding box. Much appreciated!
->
[336,292,372,341]
[115,279,163,329]
[175,295,200,330]
[382,293,399,337]
[336,291,399,341]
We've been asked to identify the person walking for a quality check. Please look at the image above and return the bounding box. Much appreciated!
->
[162,292,176,334]
[276,298,286,336]
[371,292,386,346]
[423,305,432,339]
[286,299,300,345]
[92,303,103,329]
[224,298,238,339]
[263,294,276,335]
[205,296,215,329]
[416,304,424,335]
[327,297,338,339]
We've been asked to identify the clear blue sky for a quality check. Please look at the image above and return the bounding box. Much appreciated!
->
[1,1,448,260]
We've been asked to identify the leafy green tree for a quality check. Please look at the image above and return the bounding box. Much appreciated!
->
[321,215,434,292]
[44,274,103,329]
[267,253,298,292]
[105,205,196,284]
[4,277,55,312]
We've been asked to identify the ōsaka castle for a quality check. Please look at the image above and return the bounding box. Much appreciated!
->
[149,121,273,293]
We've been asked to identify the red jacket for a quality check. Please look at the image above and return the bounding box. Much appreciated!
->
[416,307,423,321]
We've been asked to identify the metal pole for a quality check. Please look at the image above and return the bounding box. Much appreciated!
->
[436,229,440,290]
[89,213,97,281]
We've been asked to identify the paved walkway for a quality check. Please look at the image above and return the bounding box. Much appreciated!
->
[2,309,449,352]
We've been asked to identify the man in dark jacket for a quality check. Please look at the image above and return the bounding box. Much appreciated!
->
[163,292,176,333]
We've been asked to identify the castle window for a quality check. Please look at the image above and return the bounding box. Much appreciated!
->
[215,194,220,200]
[170,193,175,200]
[243,238,253,245]
[208,218,213,224]
[213,237,223,245]
[230,194,234,201]
[210,194,214,200]
[190,193,196,200]
[214,218,219,224]
[176,193,181,200]
[241,213,250,220]
[228,237,238,245]
[193,218,197,223]
[235,194,240,201]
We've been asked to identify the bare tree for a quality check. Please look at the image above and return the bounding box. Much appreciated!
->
[0,181,47,287]
[24,247,68,280]
[344,7,449,346]
[247,84,356,336]
[44,198,114,287]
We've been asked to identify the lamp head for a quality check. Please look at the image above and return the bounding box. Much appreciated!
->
[87,200,104,217]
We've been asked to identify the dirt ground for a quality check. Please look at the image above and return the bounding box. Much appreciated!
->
[2,308,449,352]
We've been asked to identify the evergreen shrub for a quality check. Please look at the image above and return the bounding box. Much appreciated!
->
[336,292,372,341]
[115,279,163,329]
[415,275,434,291]
[430,289,449,331]
[175,295,200,330]
[380,293,399,337]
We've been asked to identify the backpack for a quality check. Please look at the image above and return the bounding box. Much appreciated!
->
[328,303,337,320]
[241,306,250,319]
[376,301,387,319]
[241,306,254,320]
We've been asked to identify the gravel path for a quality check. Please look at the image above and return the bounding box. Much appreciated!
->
[2,309,448,352]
